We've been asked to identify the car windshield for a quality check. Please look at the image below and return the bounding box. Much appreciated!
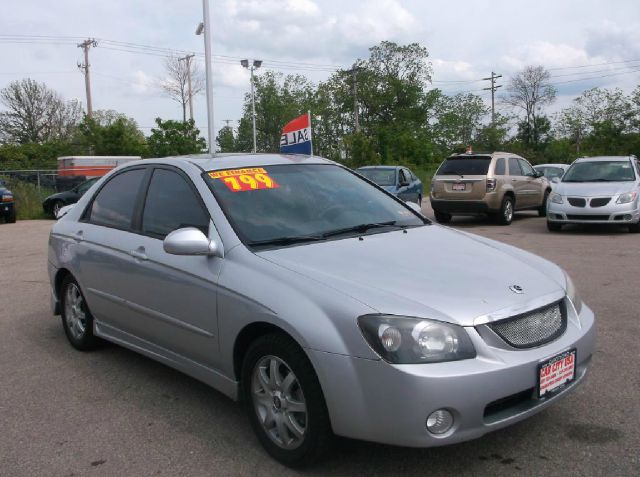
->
[562,161,635,182]
[357,168,396,186]
[438,156,491,176]
[204,164,426,248]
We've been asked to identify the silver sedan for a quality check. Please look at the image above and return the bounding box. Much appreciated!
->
[547,155,640,232]
[48,154,595,466]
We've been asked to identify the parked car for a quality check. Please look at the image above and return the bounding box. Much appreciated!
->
[0,179,16,223]
[356,165,423,204]
[42,178,99,217]
[547,155,640,233]
[49,154,594,466]
[430,151,551,225]
[534,164,570,182]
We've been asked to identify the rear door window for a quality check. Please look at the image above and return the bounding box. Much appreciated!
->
[494,158,506,175]
[438,156,491,176]
[508,158,522,176]
[142,168,209,239]
[88,169,146,230]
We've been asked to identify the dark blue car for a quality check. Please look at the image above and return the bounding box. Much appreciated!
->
[356,166,423,205]
[0,179,16,223]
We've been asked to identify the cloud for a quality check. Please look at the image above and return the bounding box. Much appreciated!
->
[131,70,156,94]
[500,41,596,71]
[585,20,640,59]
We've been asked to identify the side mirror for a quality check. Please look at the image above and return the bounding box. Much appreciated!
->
[551,177,561,184]
[406,201,422,214]
[399,178,410,187]
[163,227,219,256]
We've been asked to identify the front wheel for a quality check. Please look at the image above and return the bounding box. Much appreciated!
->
[538,190,550,217]
[547,221,562,232]
[5,209,16,223]
[51,200,64,218]
[629,222,640,233]
[242,333,332,467]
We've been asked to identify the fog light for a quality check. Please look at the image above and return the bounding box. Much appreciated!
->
[426,409,453,434]
[623,214,632,221]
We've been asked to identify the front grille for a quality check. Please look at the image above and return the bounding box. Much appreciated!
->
[488,302,566,348]
[567,214,610,221]
[590,197,611,207]
[568,197,586,207]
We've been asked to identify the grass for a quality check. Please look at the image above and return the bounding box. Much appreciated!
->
[0,176,53,220]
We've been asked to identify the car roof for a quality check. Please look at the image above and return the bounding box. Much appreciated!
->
[357,165,399,170]
[574,156,634,163]
[117,153,336,172]
[534,163,569,168]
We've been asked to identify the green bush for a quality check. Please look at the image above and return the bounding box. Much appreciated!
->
[1,176,53,220]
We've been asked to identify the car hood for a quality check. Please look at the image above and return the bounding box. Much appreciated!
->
[257,226,565,326]
[554,181,635,197]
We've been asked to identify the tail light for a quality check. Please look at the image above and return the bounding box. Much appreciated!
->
[486,179,496,192]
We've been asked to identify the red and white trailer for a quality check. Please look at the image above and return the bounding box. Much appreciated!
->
[57,156,141,178]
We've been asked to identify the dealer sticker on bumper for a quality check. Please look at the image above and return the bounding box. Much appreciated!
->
[538,349,576,398]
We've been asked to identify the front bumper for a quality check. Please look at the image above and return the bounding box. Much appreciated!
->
[547,199,640,224]
[308,302,595,448]
[2,201,15,217]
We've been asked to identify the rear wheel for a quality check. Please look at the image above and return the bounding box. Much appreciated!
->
[547,221,562,232]
[433,210,452,224]
[60,276,99,350]
[416,195,422,207]
[538,190,550,217]
[497,196,514,225]
[241,333,332,467]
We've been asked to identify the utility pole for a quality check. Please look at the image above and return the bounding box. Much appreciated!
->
[241,59,262,153]
[178,54,195,121]
[347,65,360,132]
[222,119,234,127]
[77,39,98,118]
[196,0,215,154]
[482,71,502,124]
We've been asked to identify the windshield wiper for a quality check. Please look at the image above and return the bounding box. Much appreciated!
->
[321,221,404,238]
[247,235,325,247]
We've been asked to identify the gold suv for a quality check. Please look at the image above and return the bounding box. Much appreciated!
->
[430,152,551,225]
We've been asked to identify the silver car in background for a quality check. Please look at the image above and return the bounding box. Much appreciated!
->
[547,155,640,233]
[48,154,595,466]
[534,163,570,184]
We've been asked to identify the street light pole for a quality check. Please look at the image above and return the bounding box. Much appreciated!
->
[198,0,215,154]
[241,59,262,153]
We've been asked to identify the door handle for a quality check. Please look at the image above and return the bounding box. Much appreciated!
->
[73,230,84,241]
[511,178,518,182]
[130,248,148,261]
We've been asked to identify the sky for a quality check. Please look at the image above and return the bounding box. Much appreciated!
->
[1,0,639,146]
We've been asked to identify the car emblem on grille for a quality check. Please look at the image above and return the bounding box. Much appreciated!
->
[509,285,524,294]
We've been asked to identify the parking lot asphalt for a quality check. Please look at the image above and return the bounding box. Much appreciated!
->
[1,210,638,477]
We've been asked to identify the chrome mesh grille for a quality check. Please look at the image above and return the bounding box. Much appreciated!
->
[488,302,565,348]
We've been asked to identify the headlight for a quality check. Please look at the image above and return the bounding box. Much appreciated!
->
[550,192,563,204]
[565,272,583,315]
[358,315,476,364]
[616,191,638,204]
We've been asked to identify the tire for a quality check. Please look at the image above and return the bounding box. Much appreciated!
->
[51,200,64,218]
[547,221,562,232]
[433,210,452,224]
[629,222,640,233]
[538,190,550,217]
[241,333,332,467]
[497,196,514,225]
[60,275,99,351]
[5,209,16,223]
[416,195,422,207]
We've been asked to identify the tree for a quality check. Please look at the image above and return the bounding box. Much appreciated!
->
[216,125,237,152]
[148,118,206,157]
[0,78,83,144]
[504,66,556,147]
[430,91,489,151]
[159,55,204,122]
[76,110,147,156]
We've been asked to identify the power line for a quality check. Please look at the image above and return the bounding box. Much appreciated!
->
[482,72,502,123]
[77,38,97,117]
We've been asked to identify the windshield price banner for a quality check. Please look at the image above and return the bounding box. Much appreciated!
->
[208,168,280,192]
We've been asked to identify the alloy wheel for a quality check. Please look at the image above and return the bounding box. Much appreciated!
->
[251,355,307,450]
[64,283,87,340]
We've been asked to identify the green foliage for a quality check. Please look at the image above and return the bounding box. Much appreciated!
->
[147,118,206,157]
[76,111,148,157]
[0,176,53,220]
[0,141,76,170]
[216,125,237,153]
